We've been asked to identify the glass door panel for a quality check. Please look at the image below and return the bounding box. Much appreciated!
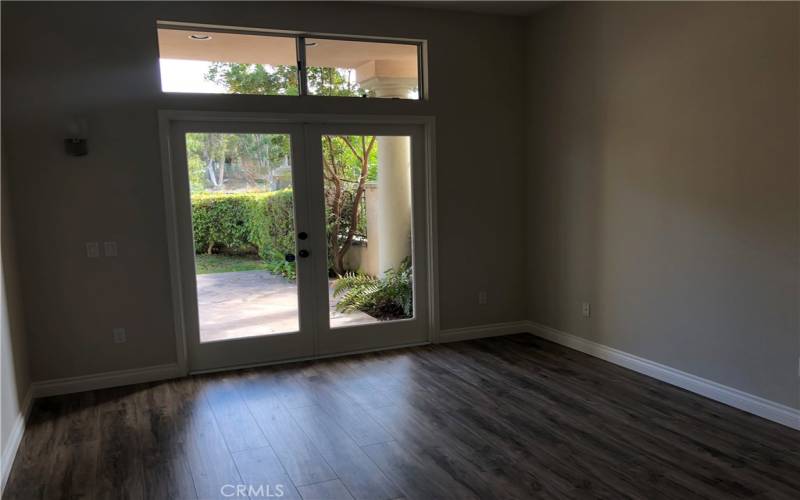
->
[169,121,315,372]
[185,132,300,342]
[166,118,430,372]
[320,134,414,328]
[306,124,429,356]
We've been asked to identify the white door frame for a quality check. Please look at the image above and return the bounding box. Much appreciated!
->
[158,110,439,375]
[165,120,319,372]
[305,122,431,357]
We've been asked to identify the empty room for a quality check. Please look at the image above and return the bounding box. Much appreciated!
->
[1,1,799,498]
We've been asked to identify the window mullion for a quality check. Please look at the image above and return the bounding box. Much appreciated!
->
[297,36,309,96]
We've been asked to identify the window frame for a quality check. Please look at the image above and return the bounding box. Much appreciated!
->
[157,21,428,101]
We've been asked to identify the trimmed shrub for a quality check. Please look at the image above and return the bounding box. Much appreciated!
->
[190,190,296,279]
[244,190,295,261]
[191,193,253,254]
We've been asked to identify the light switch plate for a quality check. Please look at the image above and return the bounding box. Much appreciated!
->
[104,241,118,257]
[86,242,100,258]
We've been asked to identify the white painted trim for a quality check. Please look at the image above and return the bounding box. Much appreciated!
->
[528,322,800,431]
[156,22,429,101]
[158,111,439,371]
[435,319,799,430]
[1,389,32,494]
[158,110,436,126]
[424,120,440,343]
[158,112,190,375]
[30,363,183,398]
[156,20,427,47]
[437,321,531,343]
[191,340,430,376]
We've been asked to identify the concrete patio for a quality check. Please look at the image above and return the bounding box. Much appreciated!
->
[196,270,377,342]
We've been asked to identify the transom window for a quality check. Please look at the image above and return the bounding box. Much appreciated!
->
[157,23,423,100]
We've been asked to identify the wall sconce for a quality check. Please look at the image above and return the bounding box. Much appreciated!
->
[65,117,88,156]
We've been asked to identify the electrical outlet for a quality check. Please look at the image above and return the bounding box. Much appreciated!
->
[113,327,127,344]
[103,241,118,257]
[478,291,488,305]
[86,242,100,258]
[581,302,591,318]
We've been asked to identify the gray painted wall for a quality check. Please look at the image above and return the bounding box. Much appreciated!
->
[2,1,798,414]
[525,2,800,408]
[1,2,528,381]
[1,145,30,462]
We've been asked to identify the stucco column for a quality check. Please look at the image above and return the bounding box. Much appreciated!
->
[363,183,380,277]
[358,71,416,276]
[374,133,411,276]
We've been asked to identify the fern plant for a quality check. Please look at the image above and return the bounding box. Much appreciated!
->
[333,257,413,320]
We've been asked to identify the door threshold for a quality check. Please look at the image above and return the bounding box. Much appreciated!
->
[189,340,431,376]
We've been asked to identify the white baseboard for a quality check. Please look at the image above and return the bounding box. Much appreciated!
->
[437,320,531,343]
[1,389,32,494]
[31,363,184,398]
[528,321,800,431]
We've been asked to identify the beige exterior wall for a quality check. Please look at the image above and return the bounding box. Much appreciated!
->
[362,183,380,277]
[340,184,380,277]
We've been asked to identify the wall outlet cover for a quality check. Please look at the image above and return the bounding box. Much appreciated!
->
[112,327,127,344]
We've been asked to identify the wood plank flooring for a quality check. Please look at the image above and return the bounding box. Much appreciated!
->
[4,334,800,499]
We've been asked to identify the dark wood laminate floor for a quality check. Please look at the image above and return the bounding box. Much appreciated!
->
[5,334,800,500]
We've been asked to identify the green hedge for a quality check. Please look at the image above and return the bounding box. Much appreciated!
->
[191,190,295,263]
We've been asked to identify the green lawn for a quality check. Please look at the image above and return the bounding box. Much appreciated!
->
[194,254,270,275]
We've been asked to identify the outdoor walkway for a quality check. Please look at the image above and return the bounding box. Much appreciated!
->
[196,270,377,342]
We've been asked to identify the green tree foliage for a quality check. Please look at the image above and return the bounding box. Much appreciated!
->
[186,133,291,193]
[186,133,225,191]
[203,62,379,276]
[207,63,299,95]
[205,63,369,97]
[323,135,376,275]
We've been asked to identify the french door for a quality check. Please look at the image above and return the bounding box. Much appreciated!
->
[305,123,430,358]
[165,115,431,372]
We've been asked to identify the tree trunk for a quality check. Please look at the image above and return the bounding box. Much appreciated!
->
[334,136,375,276]
[324,136,346,275]
[206,159,218,187]
[217,153,226,187]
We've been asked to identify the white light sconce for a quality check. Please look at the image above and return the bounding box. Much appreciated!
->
[65,117,89,156]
